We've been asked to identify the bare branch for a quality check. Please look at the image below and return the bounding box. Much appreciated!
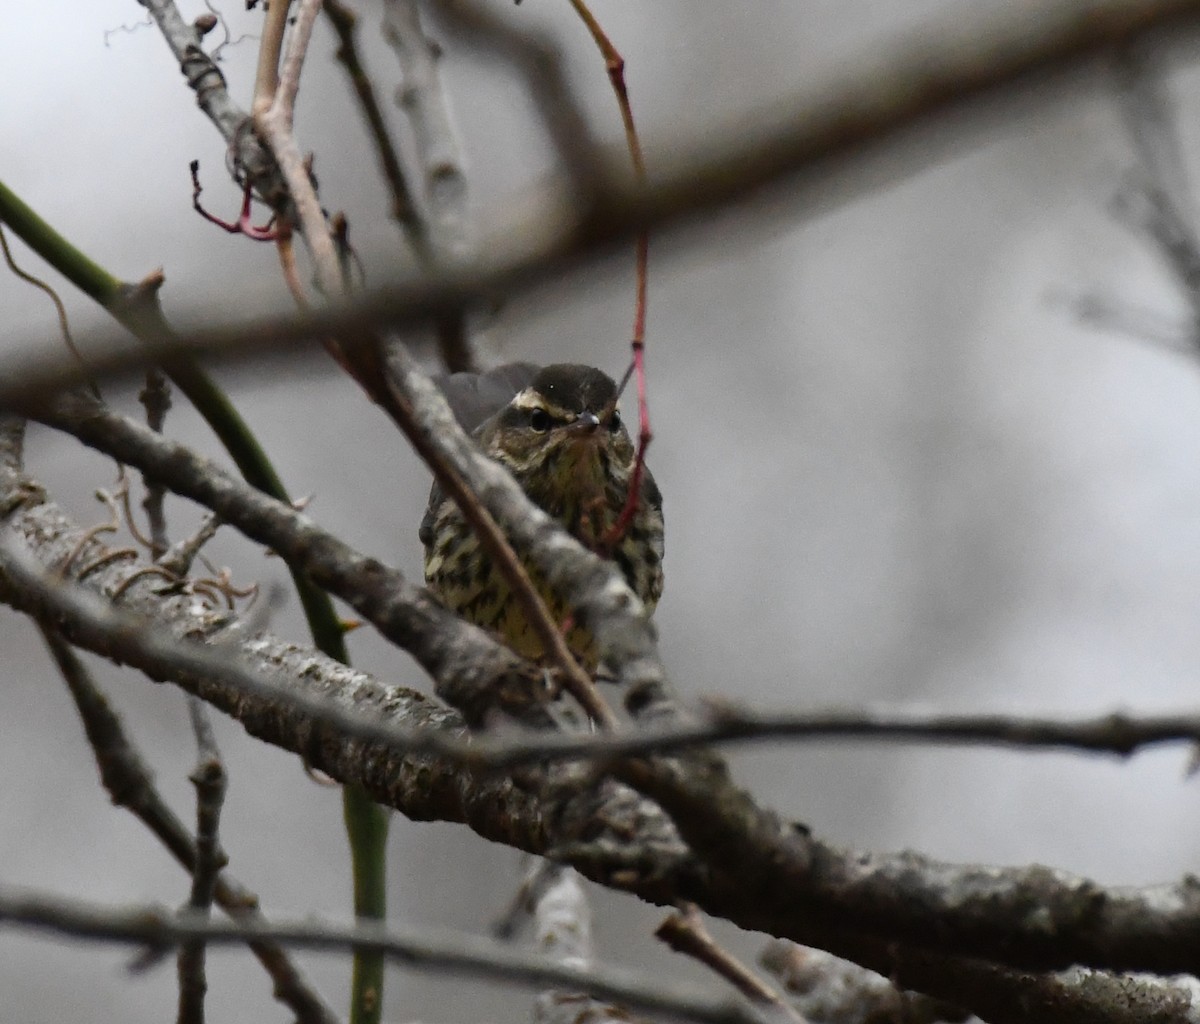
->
[158,512,222,578]
[252,0,291,116]
[380,0,478,373]
[138,0,285,208]
[759,940,967,1024]
[37,622,340,1024]
[254,0,344,298]
[382,0,470,262]
[1,531,487,766]
[529,867,649,1024]
[177,697,228,1024]
[384,344,677,723]
[138,369,172,559]
[16,5,1200,411]
[388,701,1200,769]
[811,930,1200,1024]
[0,887,764,1024]
[323,0,425,245]
[12,412,1200,1017]
[656,904,803,1020]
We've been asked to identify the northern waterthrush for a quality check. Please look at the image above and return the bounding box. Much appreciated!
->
[420,362,664,671]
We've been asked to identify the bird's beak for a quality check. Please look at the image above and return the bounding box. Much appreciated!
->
[567,411,601,437]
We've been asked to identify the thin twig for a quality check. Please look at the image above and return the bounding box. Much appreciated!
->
[139,369,173,559]
[36,624,340,1024]
[442,700,1200,768]
[324,0,426,249]
[378,342,616,727]
[252,0,292,116]
[564,0,651,553]
[254,0,343,298]
[656,904,804,1021]
[191,162,280,240]
[177,698,229,1024]
[0,888,764,1024]
[158,513,223,578]
[20,2,1200,402]
[0,222,98,401]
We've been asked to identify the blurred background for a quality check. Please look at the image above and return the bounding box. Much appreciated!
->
[4,1,1200,1020]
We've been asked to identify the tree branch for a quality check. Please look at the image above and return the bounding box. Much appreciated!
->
[383,344,677,722]
[38,624,341,1024]
[382,0,470,262]
[0,887,763,1024]
[20,391,539,722]
[15,3,1200,405]
[324,0,426,248]
[137,0,286,208]
[254,0,344,298]
[177,697,228,1024]
[9,414,1200,1019]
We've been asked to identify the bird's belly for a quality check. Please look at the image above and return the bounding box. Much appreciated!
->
[424,528,597,667]
[423,495,663,672]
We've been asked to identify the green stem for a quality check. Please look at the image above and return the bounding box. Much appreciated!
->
[0,177,389,1023]
[343,785,390,1024]
[0,179,120,304]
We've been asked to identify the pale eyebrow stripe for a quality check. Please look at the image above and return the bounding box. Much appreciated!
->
[510,389,572,419]
[510,388,542,410]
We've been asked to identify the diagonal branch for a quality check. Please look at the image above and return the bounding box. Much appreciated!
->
[37,622,340,1024]
[383,345,677,722]
[10,416,1200,1020]
[15,6,1200,410]
[19,391,537,721]
[325,0,427,248]
[138,0,286,208]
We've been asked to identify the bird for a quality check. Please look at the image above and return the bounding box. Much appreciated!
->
[420,362,664,672]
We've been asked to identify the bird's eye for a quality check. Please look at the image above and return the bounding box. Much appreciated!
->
[608,410,622,433]
[529,408,552,432]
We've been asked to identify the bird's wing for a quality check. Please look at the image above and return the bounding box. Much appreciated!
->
[436,362,541,434]
[419,362,542,550]
[641,464,663,513]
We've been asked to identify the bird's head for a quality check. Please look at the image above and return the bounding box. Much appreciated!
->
[479,364,634,501]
